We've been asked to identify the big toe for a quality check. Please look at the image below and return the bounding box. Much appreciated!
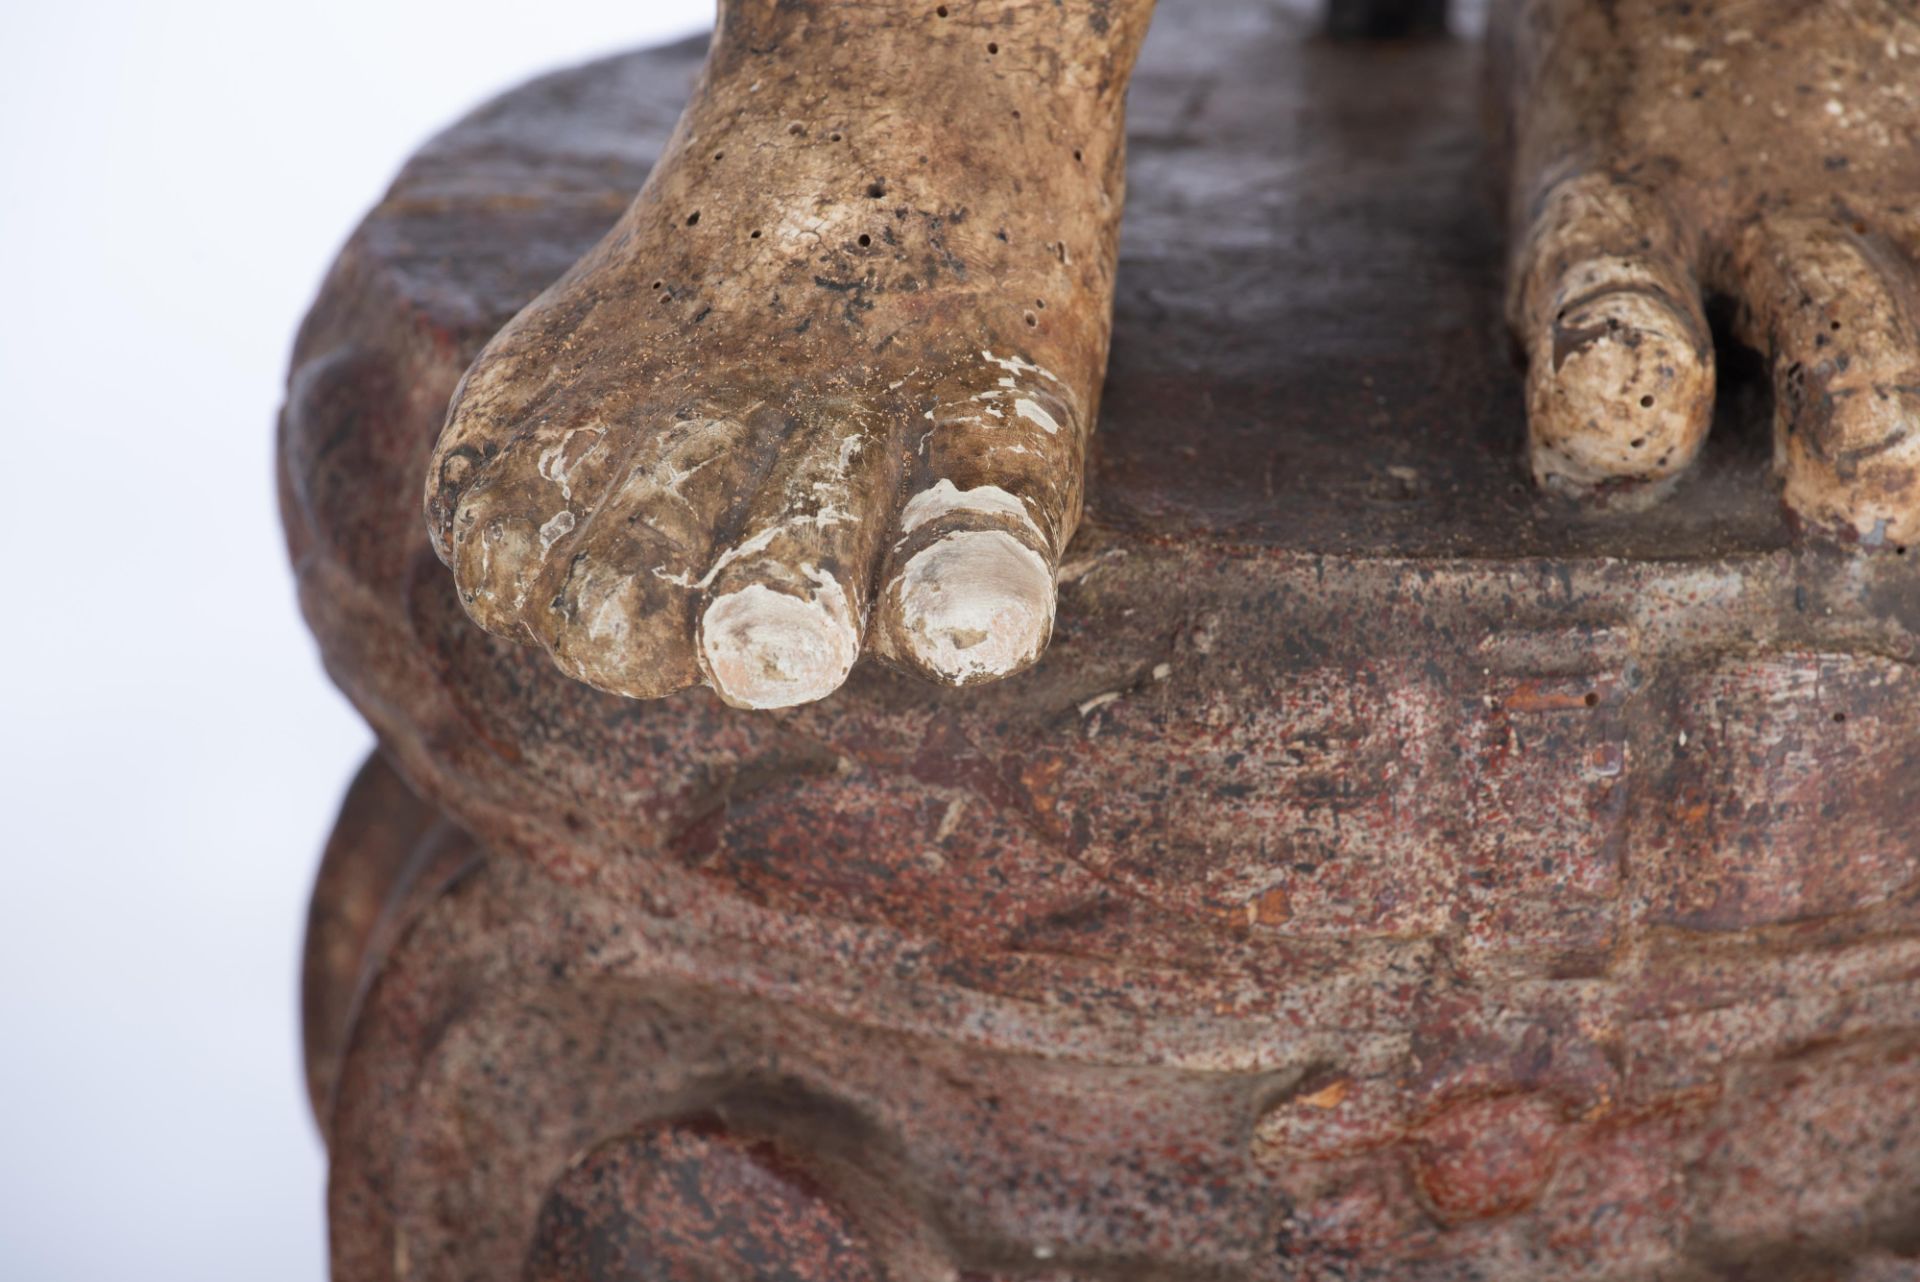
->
[1512,173,1715,500]
[873,355,1082,687]
[884,525,1056,685]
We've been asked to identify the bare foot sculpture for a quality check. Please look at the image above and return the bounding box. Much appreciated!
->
[426,0,1152,709]
[428,0,1920,711]
[1498,0,1920,544]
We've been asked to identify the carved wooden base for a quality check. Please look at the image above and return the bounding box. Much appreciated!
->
[286,2,1920,1276]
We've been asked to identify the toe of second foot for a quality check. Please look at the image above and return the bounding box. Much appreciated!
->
[1529,289,1715,497]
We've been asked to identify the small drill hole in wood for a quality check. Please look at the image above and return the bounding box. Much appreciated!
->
[1640,394,1654,408]
[858,234,872,247]
[788,122,806,136]
[713,152,724,161]
[935,4,947,14]
[987,41,999,54]
[1073,149,1083,162]
[750,230,761,239]
[867,181,887,199]
[686,211,700,226]
[1583,691,1600,708]
[1024,311,1038,327]
[651,280,662,289]
[1833,711,1849,723]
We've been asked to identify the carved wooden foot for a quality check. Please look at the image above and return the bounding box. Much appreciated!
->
[1497,0,1920,546]
[425,0,1155,709]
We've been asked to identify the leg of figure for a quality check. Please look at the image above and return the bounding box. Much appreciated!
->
[426,0,1158,709]
[1494,0,1920,543]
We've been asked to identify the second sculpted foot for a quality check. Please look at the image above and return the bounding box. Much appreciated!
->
[427,0,1151,708]
[1496,0,1920,545]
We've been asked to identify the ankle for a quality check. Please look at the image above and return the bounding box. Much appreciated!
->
[709,1,1152,118]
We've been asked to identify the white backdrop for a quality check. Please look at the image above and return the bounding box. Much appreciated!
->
[0,3,708,1277]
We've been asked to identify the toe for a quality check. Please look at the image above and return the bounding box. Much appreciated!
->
[700,584,862,710]
[450,498,544,638]
[541,547,693,695]
[430,348,626,629]
[1732,215,1920,546]
[884,521,1056,684]
[426,336,568,557]
[874,352,1084,686]
[695,400,901,710]
[1512,173,1715,498]
[533,402,775,698]
[438,420,580,639]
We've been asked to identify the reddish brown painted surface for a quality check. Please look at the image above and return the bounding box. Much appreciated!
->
[288,4,1920,1278]
[523,1123,886,1281]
